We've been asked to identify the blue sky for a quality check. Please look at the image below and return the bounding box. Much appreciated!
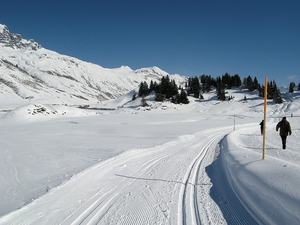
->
[1,0,299,86]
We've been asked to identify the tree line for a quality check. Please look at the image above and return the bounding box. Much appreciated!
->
[136,73,298,105]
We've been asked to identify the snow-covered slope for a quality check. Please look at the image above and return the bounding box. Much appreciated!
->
[0,88,300,224]
[0,24,186,108]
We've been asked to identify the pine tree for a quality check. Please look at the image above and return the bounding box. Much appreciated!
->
[232,74,242,87]
[273,88,283,103]
[149,80,154,92]
[289,82,295,93]
[138,81,149,97]
[180,90,189,104]
[153,81,159,93]
[216,79,226,101]
[144,81,149,95]
[170,80,179,97]
[222,73,232,89]
[268,81,275,99]
[246,76,254,92]
[253,77,259,90]
[138,82,144,97]
[137,81,150,106]
[187,76,201,98]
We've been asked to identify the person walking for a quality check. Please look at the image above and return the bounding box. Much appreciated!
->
[276,117,292,149]
[259,120,264,135]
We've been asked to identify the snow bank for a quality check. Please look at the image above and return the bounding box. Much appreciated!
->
[221,126,300,224]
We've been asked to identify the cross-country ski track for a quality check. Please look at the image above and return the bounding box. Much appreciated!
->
[1,125,254,225]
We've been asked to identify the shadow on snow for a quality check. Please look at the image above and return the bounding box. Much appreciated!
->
[205,140,261,225]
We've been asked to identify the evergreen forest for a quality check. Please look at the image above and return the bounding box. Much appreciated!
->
[136,73,299,105]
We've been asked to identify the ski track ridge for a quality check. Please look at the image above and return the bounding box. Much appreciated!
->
[177,130,225,225]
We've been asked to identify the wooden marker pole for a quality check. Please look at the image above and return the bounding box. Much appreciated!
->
[262,77,268,160]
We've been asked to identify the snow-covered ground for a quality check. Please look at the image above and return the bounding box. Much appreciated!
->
[0,89,300,224]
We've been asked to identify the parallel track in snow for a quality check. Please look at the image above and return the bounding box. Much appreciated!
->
[177,130,226,225]
[59,140,187,225]
[0,127,233,225]
[1,143,180,225]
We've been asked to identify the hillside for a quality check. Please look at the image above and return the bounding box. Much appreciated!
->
[0,24,186,109]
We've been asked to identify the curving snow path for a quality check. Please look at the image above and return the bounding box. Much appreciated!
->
[0,126,237,225]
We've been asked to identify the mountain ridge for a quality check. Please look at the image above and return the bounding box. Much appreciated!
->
[0,24,187,108]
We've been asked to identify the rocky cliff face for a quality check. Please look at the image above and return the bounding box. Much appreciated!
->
[0,24,41,50]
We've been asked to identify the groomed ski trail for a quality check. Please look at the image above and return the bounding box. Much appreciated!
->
[0,126,253,225]
[177,130,225,225]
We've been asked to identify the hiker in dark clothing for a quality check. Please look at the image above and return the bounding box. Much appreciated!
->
[259,120,264,135]
[276,117,292,149]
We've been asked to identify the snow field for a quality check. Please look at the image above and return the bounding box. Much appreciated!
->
[1,90,300,224]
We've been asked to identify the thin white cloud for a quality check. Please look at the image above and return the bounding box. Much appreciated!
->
[288,75,297,80]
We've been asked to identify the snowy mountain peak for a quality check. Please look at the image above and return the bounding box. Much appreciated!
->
[135,66,168,76]
[0,24,5,33]
[0,24,41,50]
[0,24,187,107]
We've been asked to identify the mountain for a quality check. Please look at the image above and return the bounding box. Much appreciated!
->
[0,24,187,108]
